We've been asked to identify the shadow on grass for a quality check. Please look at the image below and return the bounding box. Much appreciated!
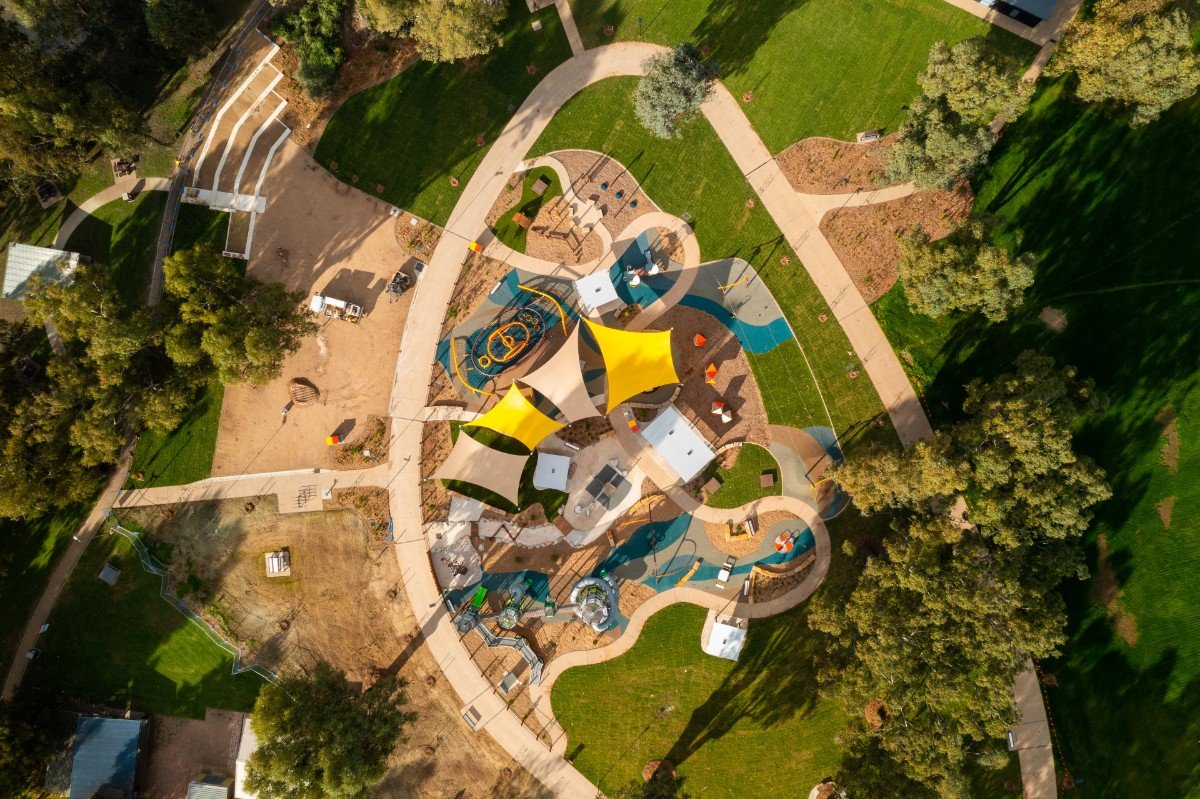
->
[693,0,806,78]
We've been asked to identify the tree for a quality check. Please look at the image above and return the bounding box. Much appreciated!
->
[145,0,214,55]
[634,43,719,139]
[830,436,967,514]
[358,0,419,34]
[918,38,1033,126]
[272,0,347,97]
[611,769,690,799]
[0,702,51,799]
[245,663,414,799]
[897,218,1035,322]
[408,0,507,62]
[884,94,996,190]
[1051,0,1200,125]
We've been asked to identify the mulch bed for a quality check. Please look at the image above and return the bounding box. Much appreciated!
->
[776,135,898,194]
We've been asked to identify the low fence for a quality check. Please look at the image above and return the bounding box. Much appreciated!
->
[110,523,278,685]
[472,623,543,685]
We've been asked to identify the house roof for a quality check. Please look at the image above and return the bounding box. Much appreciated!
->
[703,620,747,661]
[574,271,622,313]
[532,451,571,491]
[583,320,679,412]
[434,431,529,506]
[69,716,145,799]
[640,404,715,482]
[465,385,565,452]
[3,242,80,300]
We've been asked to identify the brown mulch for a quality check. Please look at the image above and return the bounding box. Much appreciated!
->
[548,150,659,237]
[327,487,391,532]
[557,416,614,449]
[333,414,390,467]
[525,197,605,265]
[442,251,516,337]
[270,23,418,153]
[394,214,443,260]
[776,135,899,194]
[420,421,453,521]
[820,182,974,302]
[751,554,816,603]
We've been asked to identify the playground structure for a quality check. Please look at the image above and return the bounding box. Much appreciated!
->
[309,294,362,323]
[569,573,620,633]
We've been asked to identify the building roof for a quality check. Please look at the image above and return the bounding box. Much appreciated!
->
[188,773,233,799]
[583,320,679,412]
[574,271,622,313]
[69,716,145,799]
[3,242,80,300]
[465,385,565,452]
[434,431,529,506]
[518,324,601,422]
[234,717,258,799]
[640,405,715,482]
[703,619,747,661]
[1005,0,1059,20]
[532,451,571,491]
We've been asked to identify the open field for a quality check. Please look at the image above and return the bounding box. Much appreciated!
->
[568,0,1038,152]
[21,531,264,718]
[65,192,167,306]
[874,78,1200,797]
[530,78,883,435]
[553,602,844,798]
[128,382,224,488]
[315,0,573,225]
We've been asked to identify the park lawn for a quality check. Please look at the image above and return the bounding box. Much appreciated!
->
[315,0,573,225]
[171,203,230,252]
[491,166,563,252]
[553,602,844,798]
[529,77,883,436]
[703,444,781,510]
[873,78,1200,796]
[128,381,223,488]
[569,0,1038,152]
[0,502,94,667]
[65,192,167,306]
[22,531,263,718]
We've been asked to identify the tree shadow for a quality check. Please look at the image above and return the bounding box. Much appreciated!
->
[692,0,806,78]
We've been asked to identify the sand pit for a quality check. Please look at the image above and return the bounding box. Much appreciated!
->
[210,142,414,476]
[122,496,404,678]
[548,150,659,237]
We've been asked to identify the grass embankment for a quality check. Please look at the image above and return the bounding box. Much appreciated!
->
[22,531,263,717]
[569,0,1037,152]
[703,444,781,509]
[491,166,563,252]
[873,78,1200,797]
[530,78,882,436]
[315,0,573,225]
[553,602,843,798]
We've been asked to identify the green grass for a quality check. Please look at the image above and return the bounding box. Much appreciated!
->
[128,381,224,488]
[315,0,573,225]
[65,192,167,306]
[171,202,230,253]
[553,602,844,798]
[491,166,563,251]
[871,78,1200,797]
[530,77,883,436]
[703,443,781,509]
[21,531,263,718]
[570,0,1037,152]
[0,502,94,667]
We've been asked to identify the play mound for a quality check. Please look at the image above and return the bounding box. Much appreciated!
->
[289,377,321,404]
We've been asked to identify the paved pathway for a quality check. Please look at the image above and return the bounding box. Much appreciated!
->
[113,464,391,511]
[53,177,173,249]
[1,449,131,700]
[554,0,585,56]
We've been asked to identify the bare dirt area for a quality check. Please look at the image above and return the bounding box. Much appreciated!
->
[123,496,405,677]
[777,135,898,194]
[271,22,418,153]
[1157,405,1180,473]
[820,182,973,302]
[143,709,242,799]
[211,142,414,476]
[1091,533,1139,646]
[703,507,792,557]
[662,305,769,448]
[550,150,659,237]
[463,630,553,743]
[752,556,816,604]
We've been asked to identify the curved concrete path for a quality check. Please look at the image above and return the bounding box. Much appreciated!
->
[53,177,173,249]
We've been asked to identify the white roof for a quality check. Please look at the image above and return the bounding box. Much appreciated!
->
[234,717,258,799]
[574,272,621,313]
[3,243,80,299]
[703,620,747,661]
[532,451,571,491]
[640,405,716,483]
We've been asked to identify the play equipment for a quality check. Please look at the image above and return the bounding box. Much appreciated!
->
[774,531,796,553]
[468,241,483,253]
[325,434,341,445]
[675,558,704,585]
[693,333,707,347]
[309,294,362,323]
[570,572,620,632]
[705,363,718,384]
[454,585,490,634]
[711,400,725,414]
[715,557,737,590]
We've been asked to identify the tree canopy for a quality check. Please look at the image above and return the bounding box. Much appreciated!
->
[1051,0,1200,125]
[245,663,414,799]
[408,0,508,62]
[272,0,347,97]
[813,352,1110,798]
[898,217,1036,321]
[918,39,1033,126]
[634,44,719,139]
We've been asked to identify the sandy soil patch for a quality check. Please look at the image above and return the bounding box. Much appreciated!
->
[702,508,792,557]
[776,135,898,194]
[270,20,418,153]
[123,496,405,677]
[211,142,413,476]
[1157,406,1180,473]
[1157,496,1176,529]
[660,305,769,448]
[1090,533,1139,646]
[820,182,973,302]
[143,709,242,799]
[526,196,605,265]
[548,150,659,237]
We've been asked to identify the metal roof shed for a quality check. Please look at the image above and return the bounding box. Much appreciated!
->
[574,271,622,315]
[532,451,571,491]
[68,716,146,799]
[3,243,80,299]
[640,404,716,483]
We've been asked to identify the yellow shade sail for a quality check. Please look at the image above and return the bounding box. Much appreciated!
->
[584,319,680,412]
[465,384,565,451]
